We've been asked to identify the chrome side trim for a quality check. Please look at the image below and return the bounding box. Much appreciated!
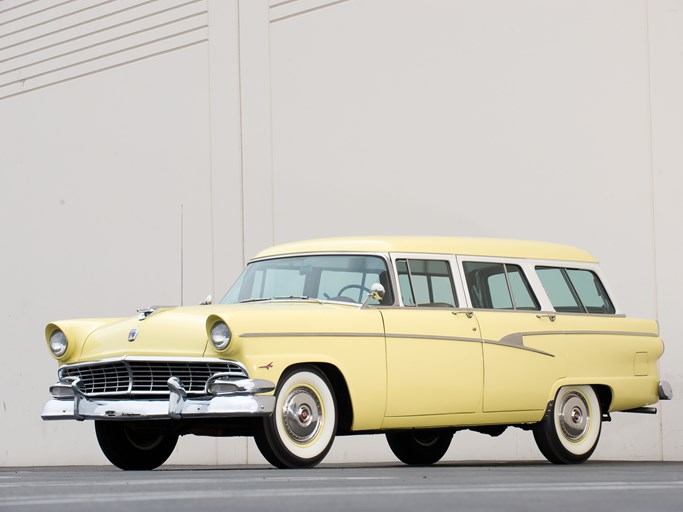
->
[240,332,385,338]
[483,338,555,358]
[509,330,660,339]
[240,329,658,359]
[241,331,482,345]
[386,333,482,344]
[490,330,659,358]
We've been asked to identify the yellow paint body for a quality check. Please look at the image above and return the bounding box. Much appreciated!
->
[46,236,666,432]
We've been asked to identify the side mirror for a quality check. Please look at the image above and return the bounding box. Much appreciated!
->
[370,283,385,301]
[361,283,385,308]
[200,294,212,306]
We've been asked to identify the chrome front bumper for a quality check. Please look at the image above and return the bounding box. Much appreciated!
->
[42,376,276,421]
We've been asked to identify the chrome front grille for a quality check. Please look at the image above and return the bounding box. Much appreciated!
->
[58,358,248,397]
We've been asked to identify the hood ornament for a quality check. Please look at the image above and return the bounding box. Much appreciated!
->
[137,305,175,321]
[128,328,139,342]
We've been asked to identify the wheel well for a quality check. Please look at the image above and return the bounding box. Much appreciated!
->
[592,384,613,414]
[281,362,354,435]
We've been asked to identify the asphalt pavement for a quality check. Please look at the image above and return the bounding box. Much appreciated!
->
[1,461,682,512]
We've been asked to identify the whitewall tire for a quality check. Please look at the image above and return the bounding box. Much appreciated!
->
[255,366,337,468]
[533,385,602,464]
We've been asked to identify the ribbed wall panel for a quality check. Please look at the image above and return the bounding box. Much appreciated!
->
[0,0,208,99]
[269,0,349,23]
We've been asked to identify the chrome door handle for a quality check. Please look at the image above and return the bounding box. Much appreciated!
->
[452,311,474,319]
[536,314,556,322]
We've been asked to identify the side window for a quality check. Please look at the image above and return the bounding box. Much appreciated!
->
[396,260,415,306]
[536,267,582,313]
[463,262,539,311]
[536,267,615,314]
[507,265,539,310]
[566,269,615,314]
[488,271,513,309]
[396,259,458,307]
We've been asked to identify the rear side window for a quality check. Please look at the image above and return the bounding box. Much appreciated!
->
[396,259,458,307]
[536,267,615,314]
[463,262,539,311]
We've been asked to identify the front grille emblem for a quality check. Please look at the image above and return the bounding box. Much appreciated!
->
[128,329,139,342]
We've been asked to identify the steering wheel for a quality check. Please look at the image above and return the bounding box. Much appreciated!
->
[336,284,371,300]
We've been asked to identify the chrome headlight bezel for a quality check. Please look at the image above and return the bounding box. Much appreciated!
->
[210,321,231,351]
[49,329,68,357]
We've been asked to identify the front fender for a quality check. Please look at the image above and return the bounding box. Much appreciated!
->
[46,319,124,364]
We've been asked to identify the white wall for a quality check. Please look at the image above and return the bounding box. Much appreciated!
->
[0,0,681,466]
[268,0,682,462]
[649,0,683,461]
[0,0,254,466]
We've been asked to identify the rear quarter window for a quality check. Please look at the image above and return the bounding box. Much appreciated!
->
[536,266,615,314]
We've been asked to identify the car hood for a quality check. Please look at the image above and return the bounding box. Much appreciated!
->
[75,301,375,363]
[77,307,211,362]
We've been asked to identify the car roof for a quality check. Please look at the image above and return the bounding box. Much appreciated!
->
[253,236,598,263]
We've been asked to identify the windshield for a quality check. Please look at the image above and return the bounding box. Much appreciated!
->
[221,254,393,305]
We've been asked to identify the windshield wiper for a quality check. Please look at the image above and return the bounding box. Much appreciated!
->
[272,295,315,301]
[240,296,319,303]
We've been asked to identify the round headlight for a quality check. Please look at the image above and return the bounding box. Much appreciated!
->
[210,321,231,350]
[49,329,68,357]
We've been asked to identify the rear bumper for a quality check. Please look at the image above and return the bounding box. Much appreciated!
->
[42,376,276,421]
[659,380,674,400]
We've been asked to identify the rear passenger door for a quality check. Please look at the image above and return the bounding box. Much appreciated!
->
[457,257,567,413]
[382,255,484,418]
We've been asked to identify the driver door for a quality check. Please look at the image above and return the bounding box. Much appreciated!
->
[382,256,484,418]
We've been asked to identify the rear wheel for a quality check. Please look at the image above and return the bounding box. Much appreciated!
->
[254,366,337,468]
[533,385,602,464]
[386,429,453,465]
[95,421,178,470]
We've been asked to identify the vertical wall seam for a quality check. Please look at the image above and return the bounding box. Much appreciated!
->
[644,0,664,462]
[206,1,216,301]
[266,2,275,244]
[237,0,247,268]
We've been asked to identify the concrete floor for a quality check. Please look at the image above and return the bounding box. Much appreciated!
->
[1,461,682,512]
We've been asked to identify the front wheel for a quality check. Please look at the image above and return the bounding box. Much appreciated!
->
[533,385,602,464]
[386,429,453,465]
[254,366,338,468]
[95,421,178,470]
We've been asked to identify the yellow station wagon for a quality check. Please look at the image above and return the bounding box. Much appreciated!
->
[42,237,672,469]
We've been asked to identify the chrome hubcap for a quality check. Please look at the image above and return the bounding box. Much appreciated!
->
[558,391,590,442]
[282,386,322,444]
